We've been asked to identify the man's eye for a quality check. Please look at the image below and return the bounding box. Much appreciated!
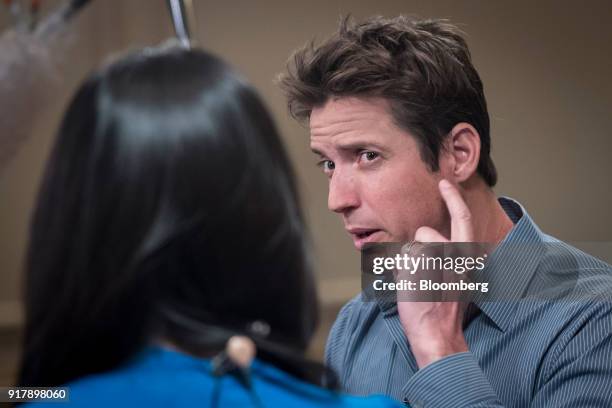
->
[317,160,335,172]
[360,151,379,162]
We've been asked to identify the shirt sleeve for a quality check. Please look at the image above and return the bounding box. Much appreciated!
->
[402,300,612,408]
[401,352,504,407]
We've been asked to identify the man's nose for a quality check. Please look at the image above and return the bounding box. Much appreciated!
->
[328,171,359,214]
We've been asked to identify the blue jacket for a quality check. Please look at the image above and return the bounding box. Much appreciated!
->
[25,346,403,407]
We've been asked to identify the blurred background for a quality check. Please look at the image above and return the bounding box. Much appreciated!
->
[0,0,611,386]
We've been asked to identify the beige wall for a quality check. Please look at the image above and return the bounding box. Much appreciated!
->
[0,0,611,376]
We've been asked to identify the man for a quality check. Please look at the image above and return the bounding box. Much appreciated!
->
[279,16,612,407]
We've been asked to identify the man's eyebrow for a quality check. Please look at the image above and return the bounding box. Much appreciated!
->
[311,141,387,157]
[310,147,325,157]
[336,141,387,153]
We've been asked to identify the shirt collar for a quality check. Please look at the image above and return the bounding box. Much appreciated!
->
[469,197,547,331]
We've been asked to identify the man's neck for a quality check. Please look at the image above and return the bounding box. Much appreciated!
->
[461,177,514,244]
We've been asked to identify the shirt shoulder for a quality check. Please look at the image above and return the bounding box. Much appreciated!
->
[536,234,612,299]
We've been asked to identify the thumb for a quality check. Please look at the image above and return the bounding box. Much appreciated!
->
[414,226,448,243]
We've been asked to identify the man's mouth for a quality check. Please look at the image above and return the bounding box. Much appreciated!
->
[355,230,375,239]
[347,228,383,249]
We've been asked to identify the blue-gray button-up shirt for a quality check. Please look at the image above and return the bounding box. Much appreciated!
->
[325,198,612,407]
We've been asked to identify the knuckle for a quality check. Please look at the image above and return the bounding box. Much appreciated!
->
[457,208,472,222]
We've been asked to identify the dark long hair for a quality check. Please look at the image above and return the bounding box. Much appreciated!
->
[18,45,325,388]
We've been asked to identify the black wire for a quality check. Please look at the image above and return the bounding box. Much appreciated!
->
[209,359,265,408]
[64,0,93,21]
[69,0,92,11]
[211,375,222,408]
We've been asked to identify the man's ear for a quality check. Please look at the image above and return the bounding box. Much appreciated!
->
[444,122,481,183]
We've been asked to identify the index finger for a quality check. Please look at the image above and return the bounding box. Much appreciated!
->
[438,179,474,242]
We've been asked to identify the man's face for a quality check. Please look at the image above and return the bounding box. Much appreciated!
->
[310,97,450,250]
